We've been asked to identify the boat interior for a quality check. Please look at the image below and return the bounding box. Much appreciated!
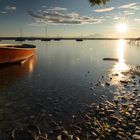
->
[0,44,36,48]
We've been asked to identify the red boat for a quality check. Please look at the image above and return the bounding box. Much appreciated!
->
[0,44,36,64]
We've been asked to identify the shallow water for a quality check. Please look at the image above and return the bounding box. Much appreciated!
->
[0,39,140,132]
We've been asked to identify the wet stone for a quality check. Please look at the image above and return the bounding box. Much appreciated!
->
[61,130,69,139]
[135,130,140,135]
[5,102,13,107]
[29,115,35,119]
[73,135,80,140]
[128,123,136,129]
[105,82,110,86]
[133,134,140,140]
[109,115,121,122]
[116,135,123,140]
[117,128,124,132]
[136,127,140,130]
[99,112,105,116]
[71,125,82,131]
[11,125,41,140]
[121,123,127,129]
[90,82,93,85]
[118,131,126,137]
[128,108,133,112]
[41,113,46,117]
[90,131,97,137]
[48,114,53,117]
[90,87,94,90]
[57,135,62,140]
[54,126,63,133]
[132,119,137,123]
[111,127,117,133]
[107,110,115,114]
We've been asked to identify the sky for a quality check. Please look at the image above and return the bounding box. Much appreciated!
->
[0,0,140,38]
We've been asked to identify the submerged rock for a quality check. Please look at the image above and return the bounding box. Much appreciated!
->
[11,125,41,140]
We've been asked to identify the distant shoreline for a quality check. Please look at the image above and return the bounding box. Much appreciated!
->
[0,37,139,41]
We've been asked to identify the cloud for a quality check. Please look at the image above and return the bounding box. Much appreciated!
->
[94,7,115,13]
[5,6,16,12]
[47,7,67,11]
[113,16,121,20]
[118,3,139,10]
[27,9,105,25]
[123,11,135,15]
[42,5,47,8]
[134,18,140,23]
[87,33,104,37]
[0,11,8,14]
[0,5,16,14]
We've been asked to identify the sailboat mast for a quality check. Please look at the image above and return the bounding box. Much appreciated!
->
[20,25,22,38]
[45,26,47,39]
[20,25,23,43]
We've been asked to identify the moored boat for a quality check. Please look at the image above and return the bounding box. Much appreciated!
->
[0,44,36,64]
[41,38,51,41]
[103,58,119,62]
[76,38,83,41]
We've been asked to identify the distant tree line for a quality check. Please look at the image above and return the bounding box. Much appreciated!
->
[89,0,110,6]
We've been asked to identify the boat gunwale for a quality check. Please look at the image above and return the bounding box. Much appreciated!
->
[0,44,36,50]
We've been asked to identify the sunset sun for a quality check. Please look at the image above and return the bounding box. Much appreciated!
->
[115,23,128,33]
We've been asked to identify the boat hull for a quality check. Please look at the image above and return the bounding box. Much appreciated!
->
[0,44,36,64]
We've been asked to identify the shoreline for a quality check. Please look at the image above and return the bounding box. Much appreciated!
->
[0,66,139,139]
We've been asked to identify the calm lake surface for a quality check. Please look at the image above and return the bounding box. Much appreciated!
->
[0,40,140,132]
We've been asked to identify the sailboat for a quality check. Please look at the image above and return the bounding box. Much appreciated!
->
[15,25,26,42]
[41,26,51,41]
[76,32,83,41]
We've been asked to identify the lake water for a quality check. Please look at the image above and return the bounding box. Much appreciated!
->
[0,40,140,134]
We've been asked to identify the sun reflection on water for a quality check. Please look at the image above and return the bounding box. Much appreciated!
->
[110,39,130,86]
[114,39,129,71]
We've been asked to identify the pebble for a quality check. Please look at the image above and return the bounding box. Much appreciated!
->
[116,135,123,140]
[90,87,94,90]
[73,135,80,140]
[91,131,97,137]
[117,128,124,132]
[99,112,105,116]
[90,82,93,85]
[105,82,110,86]
[109,115,121,122]
[5,102,13,107]
[118,131,126,137]
[133,134,140,140]
[107,110,115,114]
[111,127,117,133]
[29,115,35,119]
[128,123,136,129]
[57,135,62,140]
[135,130,140,135]
[121,123,127,129]
[61,130,69,139]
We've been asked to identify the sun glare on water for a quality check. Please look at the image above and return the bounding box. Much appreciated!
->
[114,39,129,71]
[115,23,128,33]
[111,40,130,86]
